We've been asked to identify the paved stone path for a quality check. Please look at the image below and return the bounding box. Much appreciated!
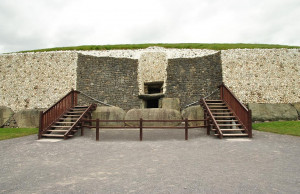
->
[0,128,299,194]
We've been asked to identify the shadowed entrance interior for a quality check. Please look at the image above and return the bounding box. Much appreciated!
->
[144,82,164,108]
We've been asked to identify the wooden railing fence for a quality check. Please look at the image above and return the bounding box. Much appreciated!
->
[219,83,252,137]
[201,99,223,137]
[38,89,80,139]
[81,118,208,141]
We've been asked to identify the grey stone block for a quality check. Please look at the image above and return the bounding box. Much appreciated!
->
[92,106,126,127]
[292,103,300,117]
[125,108,182,127]
[248,103,298,121]
[0,106,14,127]
[14,109,40,128]
[181,105,204,127]
[162,98,181,111]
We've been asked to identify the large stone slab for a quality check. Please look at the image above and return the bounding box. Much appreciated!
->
[182,105,204,127]
[125,108,182,127]
[292,103,300,117]
[14,109,40,128]
[248,103,298,121]
[0,106,14,127]
[92,106,126,127]
[162,98,180,111]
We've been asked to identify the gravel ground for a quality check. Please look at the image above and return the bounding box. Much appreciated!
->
[0,128,299,194]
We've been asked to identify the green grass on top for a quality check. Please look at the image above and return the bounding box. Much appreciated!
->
[20,43,300,53]
[0,128,38,141]
[252,121,300,136]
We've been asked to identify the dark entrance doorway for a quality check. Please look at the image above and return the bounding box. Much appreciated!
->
[142,81,164,108]
[144,82,163,94]
[146,99,159,108]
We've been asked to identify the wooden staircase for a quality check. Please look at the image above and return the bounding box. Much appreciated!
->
[202,99,250,138]
[38,90,96,140]
[201,84,252,139]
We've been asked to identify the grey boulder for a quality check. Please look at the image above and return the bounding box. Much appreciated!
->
[248,103,298,121]
[125,108,182,127]
[92,106,126,127]
[182,105,204,127]
[0,106,14,127]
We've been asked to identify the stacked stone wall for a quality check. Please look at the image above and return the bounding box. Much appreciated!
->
[166,52,223,108]
[76,54,140,111]
[0,52,77,112]
[222,49,300,104]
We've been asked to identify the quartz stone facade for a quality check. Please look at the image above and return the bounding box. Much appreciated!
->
[0,48,299,113]
[0,52,77,112]
[222,49,300,104]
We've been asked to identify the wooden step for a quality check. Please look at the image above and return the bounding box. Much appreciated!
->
[67,112,83,114]
[48,130,68,132]
[214,116,236,118]
[64,115,80,117]
[42,134,64,137]
[56,122,76,124]
[212,112,233,115]
[216,120,238,122]
[208,106,227,108]
[48,130,78,132]
[59,119,77,121]
[52,125,73,128]
[70,108,87,111]
[214,133,248,137]
[205,100,222,102]
[212,128,244,131]
[68,111,85,113]
[222,133,249,137]
[219,128,245,131]
[74,106,88,108]
[51,126,80,128]
[218,124,242,126]
[42,134,74,137]
[211,109,230,111]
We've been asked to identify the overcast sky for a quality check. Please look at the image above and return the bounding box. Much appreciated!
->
[0,0,299,53]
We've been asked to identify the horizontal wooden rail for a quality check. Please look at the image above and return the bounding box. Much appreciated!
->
[82,119,206,122]
[82,126,206,129]
[81,118,207,141]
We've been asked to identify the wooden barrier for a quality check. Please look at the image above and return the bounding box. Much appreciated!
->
[81,118,207,141]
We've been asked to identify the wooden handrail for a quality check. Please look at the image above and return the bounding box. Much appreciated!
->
[201,99,223,138]
[43,90,80,114]
[38,89,80,138]
[64,104,96,139]
[219,83,252,138]
[219,83,248,111]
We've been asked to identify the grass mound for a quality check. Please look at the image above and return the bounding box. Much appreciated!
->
[0,128,38,141]
[21,43,300,53]
[252,121,300,136]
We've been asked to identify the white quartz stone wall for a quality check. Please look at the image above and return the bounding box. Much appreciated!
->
[1,48,299,112]
[0,52,77,112]
[138,52,168,94]
[222,49,300,103]
[79,47,217,59]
